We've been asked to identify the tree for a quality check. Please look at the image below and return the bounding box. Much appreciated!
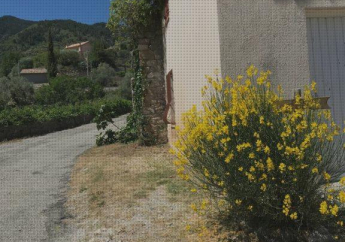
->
[91,63,117,86]
[108,0,165,43]
[89,39,108,68]
[19,57,34,70]
[47,28,58,77]
[0,52,21,77]
[58,50,80,67]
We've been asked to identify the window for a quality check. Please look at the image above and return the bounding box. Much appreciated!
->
[164,0,170,27]
[163,70,175,125]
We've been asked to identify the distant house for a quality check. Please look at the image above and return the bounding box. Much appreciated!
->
[20,68,48,83]
[65,41,92,57]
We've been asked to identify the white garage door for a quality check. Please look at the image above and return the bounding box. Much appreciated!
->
[307,16,345,127]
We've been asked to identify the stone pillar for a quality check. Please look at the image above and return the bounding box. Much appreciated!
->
[138,17,168,146]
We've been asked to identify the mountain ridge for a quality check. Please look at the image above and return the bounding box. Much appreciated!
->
[0,15,114,63]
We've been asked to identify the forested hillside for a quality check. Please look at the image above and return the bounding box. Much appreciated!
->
[0,16,114,62]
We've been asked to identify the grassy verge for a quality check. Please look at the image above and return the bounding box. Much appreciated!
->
[66,143,204,241]
[66,143,258,242]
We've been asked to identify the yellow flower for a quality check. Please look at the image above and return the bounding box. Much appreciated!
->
[225,153,234,163]
[236,142,251,152]
[191,203,197,212]
[337,221,344,227]
[200,199,209,210]
[245,172,255,181]
[331,204,339,216]
[283,207,289,216]
[264,146,270,154]
[238,167,244,172]
[185,224,191,231]
[319,201,329,215]
[266,157,274,171]
[249,166,256,172]
[260,173,267,181]
[277,143,283,151]
[191,188,197,193]
[312,167,318,174]
[260,183,267,192]
[290,212,298,220]
[340,177,345,185]
[316,154,322,162]
[259,116,265,124]
[204,168,210,177]
[339,191,345,203]
[235,199,242,205]
[246,65,258,77]
[323,172,331,181]
[248,205,253,211]
[311,81,317,92]
[249,153,255,159]
[279,163,286,172]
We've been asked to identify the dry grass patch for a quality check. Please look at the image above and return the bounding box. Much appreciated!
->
[66,143,205,242]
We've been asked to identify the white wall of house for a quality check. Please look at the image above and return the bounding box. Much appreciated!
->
[164,0,222,140]
[164,0,345,142]
[80,42,92,54]
[217,0,345,126]
[217,0,345,98]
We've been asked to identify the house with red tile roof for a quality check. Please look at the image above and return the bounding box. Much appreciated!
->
[65,41,91,57]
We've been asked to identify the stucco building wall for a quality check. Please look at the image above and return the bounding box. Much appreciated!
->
[217,0,345,99]
[164,0,222,140]
[164,0,345,143]
[21,73,48,84]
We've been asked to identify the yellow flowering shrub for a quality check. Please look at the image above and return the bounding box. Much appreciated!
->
[173,66,345,240]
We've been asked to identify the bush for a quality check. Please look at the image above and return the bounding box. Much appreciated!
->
[19,57,34,70]
[33,51,60,68]
[0,52,21,77]
[35,76,104,105]
[33,52,48,68]
[0,76,34,109]
[0,98,131,127]
[116,72,133,100]
[95,69,143,146]
[58,50,80,67]
[173,66,345,241]
[94,103,136,146]
[91,63,116,86]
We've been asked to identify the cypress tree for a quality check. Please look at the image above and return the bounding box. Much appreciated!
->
[47,28,57,78]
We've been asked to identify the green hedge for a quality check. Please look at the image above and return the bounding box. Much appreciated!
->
[0,98,131,127]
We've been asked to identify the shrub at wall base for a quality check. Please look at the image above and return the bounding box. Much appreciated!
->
[173,66,345,241]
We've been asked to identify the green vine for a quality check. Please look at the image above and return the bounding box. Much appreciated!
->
[95,53,145,145]
[99,0,165,146]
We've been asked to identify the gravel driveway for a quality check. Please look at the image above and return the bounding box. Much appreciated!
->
[0,115,127,242]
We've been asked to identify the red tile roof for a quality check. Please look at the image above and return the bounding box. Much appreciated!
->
[20,68,48,74]
[65,41,90,49]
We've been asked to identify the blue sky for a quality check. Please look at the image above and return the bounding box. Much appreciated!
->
[0,0,112,24]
